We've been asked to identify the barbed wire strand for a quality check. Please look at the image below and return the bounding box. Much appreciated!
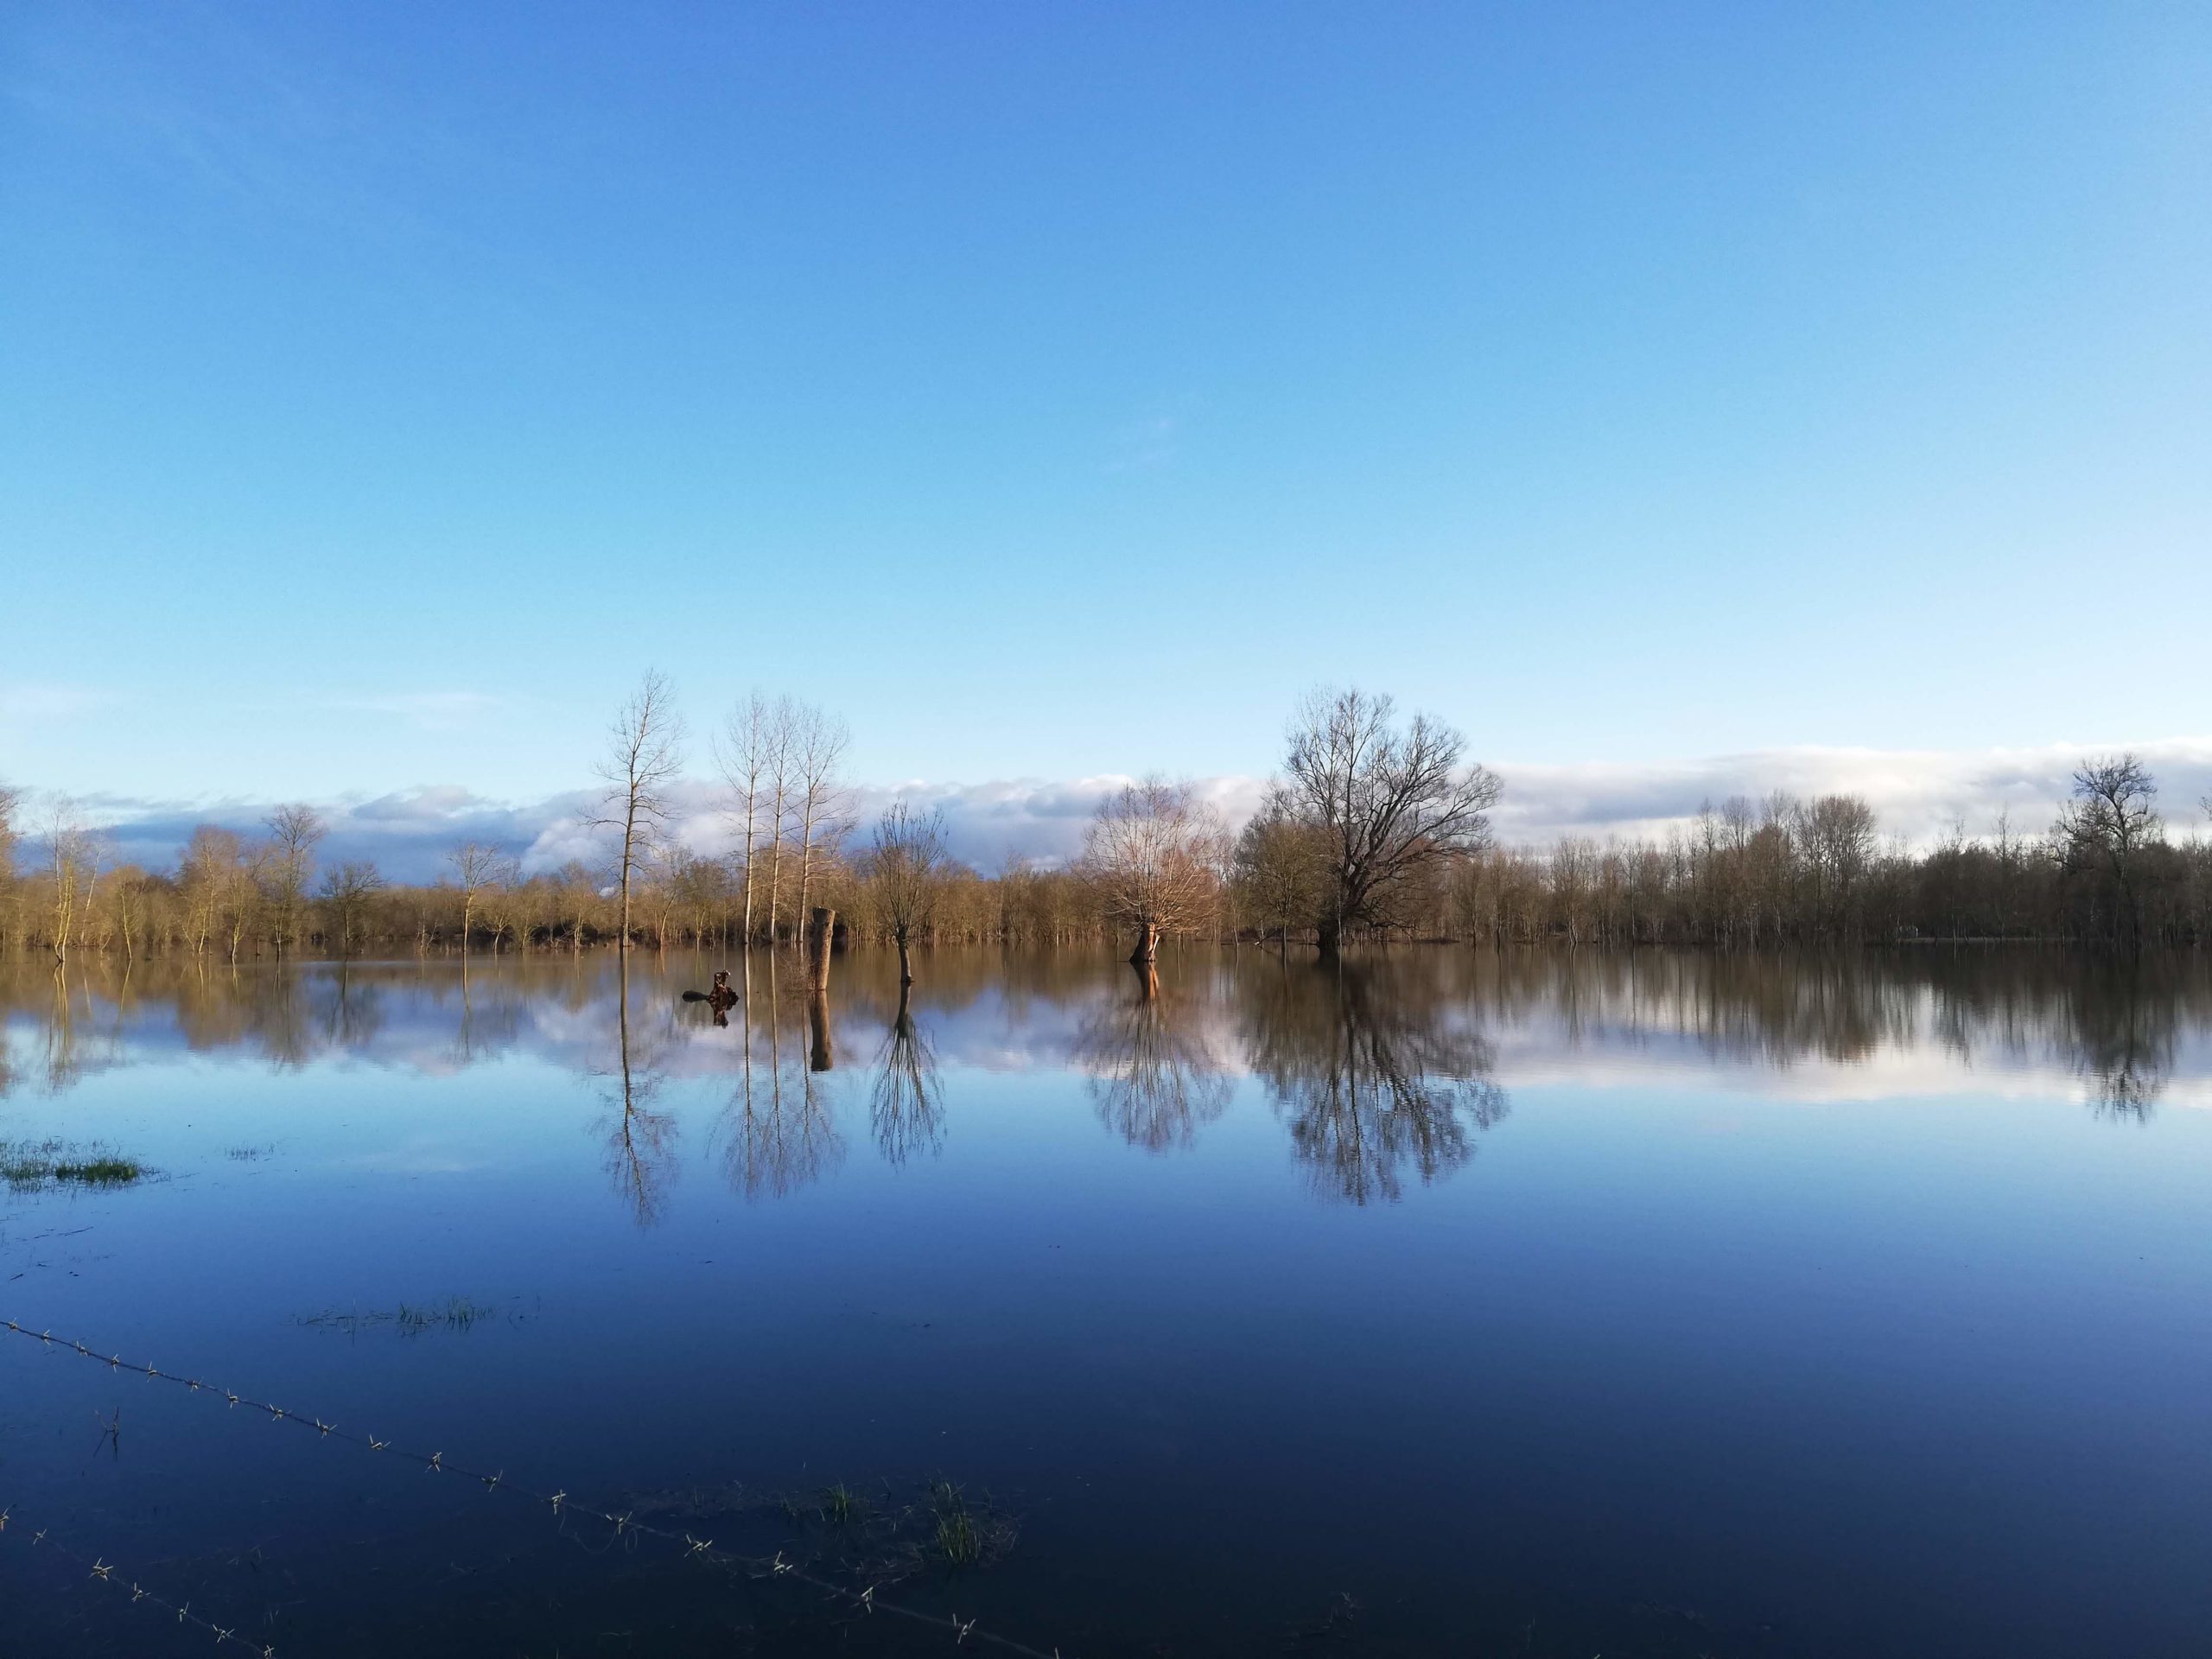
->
[2,1318,1065,1659]
[0,1503,279,1657]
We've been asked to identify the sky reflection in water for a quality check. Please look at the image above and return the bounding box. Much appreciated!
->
[2,948,2209,1657]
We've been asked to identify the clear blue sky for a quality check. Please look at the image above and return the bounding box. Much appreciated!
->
[4,3,2208,808]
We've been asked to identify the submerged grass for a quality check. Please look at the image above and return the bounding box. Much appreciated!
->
[2,1140,148,1192]
[298,1295,509,1337]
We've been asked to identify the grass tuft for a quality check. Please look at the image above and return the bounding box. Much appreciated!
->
[3,1140,147,1192]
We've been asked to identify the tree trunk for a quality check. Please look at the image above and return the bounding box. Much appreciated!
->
[1128,920,1160,965]
[809,907,836,990]
[808,988,833,1072]
[1317,918,1342,959]
[895,929,913,987]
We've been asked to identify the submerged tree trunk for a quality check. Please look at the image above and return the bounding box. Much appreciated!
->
[1128,920,1160,965]
[895,927,913,986]
[1317,917,1342,960]
[808,907,836,991]
[808,987,833,1072]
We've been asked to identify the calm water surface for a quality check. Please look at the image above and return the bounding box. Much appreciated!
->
[2,948,2208,1657]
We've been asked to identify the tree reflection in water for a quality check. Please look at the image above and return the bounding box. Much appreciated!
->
[1242,960,1508,1205]
[871,984,945,1165]
[720,953,843,1199]
[596,960,678,1225]
[2064,968,2172,1122]
[1075,962,1231,1153]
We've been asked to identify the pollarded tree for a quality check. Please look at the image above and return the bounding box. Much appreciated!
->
[1277,687,1502,956]
[1079,777,1227,964]
[864,801,948,986]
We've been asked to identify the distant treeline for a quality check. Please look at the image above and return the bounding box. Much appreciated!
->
[3,686,2206,962]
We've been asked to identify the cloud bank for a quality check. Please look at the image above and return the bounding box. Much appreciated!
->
[56,739,2212,883]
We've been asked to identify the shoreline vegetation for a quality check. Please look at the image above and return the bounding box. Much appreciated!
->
[4,683,2207,965]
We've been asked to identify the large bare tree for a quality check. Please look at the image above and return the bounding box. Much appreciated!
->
[592,670,687,956]
[864,801,948,985]
[2056,753,2161,952]
[1276,687,1501,955]
[264,803,326,956]
[1079,777,1227,963]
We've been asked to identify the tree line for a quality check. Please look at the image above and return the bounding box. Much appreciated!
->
[3,685,2208,963]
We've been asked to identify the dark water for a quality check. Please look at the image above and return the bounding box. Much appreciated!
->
[2,947,2208,1658]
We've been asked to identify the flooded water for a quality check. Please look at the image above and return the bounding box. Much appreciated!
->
[2,946,2209,1657]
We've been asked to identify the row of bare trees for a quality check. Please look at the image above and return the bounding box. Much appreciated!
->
[5,687,2209,963]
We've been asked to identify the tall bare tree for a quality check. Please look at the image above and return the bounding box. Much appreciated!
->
[446,841,505,955]
[591,670,687,956]
[1277,687,1501,955]
[760,696,796,942]
[790,703,852,945]
[0,781,20,883]
[43,801,102,963]
[715,691,778,944]
[864,801,948,985]
[264,804,326,956]
[1079,777,1227,963]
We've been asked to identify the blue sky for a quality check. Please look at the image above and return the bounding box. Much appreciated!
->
[3,3,2209,843]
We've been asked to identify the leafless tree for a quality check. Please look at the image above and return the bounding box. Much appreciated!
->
[591,670,687,956]
[2056,753,2160,951]
[715,690,781,944]
[864,801,948,985]
[446,841,506,956]
[319,861,385,957]
[870,984,945,1165]
[1079,777,1227,963]
[0,781,20,883]
[1278,686,1501,955]
[43,801,103,963]
[790,703,852,947]
[263,804,326,956]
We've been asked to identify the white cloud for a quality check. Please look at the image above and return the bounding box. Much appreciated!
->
[60,738,2212,880]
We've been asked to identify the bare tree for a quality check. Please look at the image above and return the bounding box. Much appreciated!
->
[1079,777,1227,963]
[0,781,20,882]
[319,861,385,957]
[2056,753,2161,952]
[1277,687,1502,955]
[447,841,506,956]
[590,671,687,956]
[760,696,796,943]
[864,801,948,985]
[715,690,779,944]
[43,801,102,963]
[264,804,327,956]
[790,703,852,946]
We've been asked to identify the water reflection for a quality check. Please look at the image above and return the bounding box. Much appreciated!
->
[597,963,679,1225]
[871,984,946,1165]
[4,949,2209,1185]
[1243,960,1508,1205]
[1076,962,1231,1153]
[718,954,844,1200]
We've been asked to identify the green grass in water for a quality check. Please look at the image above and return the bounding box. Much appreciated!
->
[2,1141,145,1192]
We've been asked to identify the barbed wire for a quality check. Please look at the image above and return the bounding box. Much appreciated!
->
[0,1503,278,1656]
[2,1317,1065,1659]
